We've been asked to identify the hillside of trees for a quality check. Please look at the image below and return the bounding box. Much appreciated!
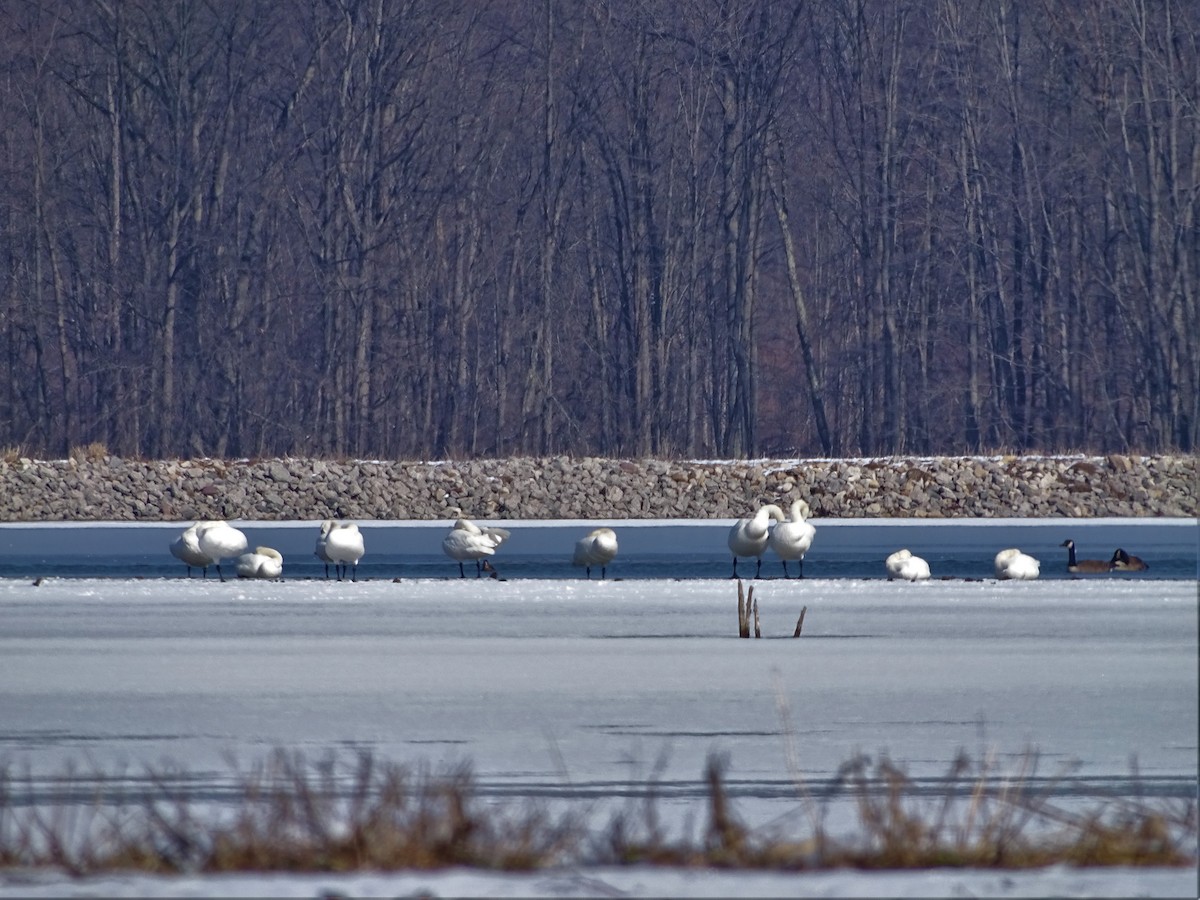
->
[1,0,1196,461]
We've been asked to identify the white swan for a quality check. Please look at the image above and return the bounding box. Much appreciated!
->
[314,521,335,578]
[994,548,1040,580]
[195,520,249,582]
[442,518,511,578]
[169,522,215,578]
[572,527,619,580]
[317,520,365,582]
[235,546,283,579]
[727,504,786,579]
[885,548,931,582]
[768,499,816,579]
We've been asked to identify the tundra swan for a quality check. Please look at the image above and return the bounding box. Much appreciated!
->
[885,548,931,581]
[195,520,249,582]
[993,548,1040,580]
[768,499,816,578]
[315,521,335,578]
[317,520,365,582]
[170,522,215,578]
[1109,548,1148,572]
[1060,539,1109,574]
[727,504,786,579]
[572,527,619,579]
[442,518,511,578]
[235,546,283,579]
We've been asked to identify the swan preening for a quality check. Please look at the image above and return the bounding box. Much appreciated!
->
[727,503,786,579]
[1110,548,1148,572]
[170,523,214,578]
[994,548,1040,580]
[768,499,817,579]
[316,520,365,581]
[572,527,619,579]
[236,546,283,579]
[1061,539,1109,574]
[442,518,511,578]
[885,549,931,581]
[195,520,249,582]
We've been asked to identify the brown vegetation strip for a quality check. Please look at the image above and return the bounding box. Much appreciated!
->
[1,750,1194,875]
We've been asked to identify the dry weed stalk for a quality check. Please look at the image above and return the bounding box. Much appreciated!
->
[737,581,750,638]
[0,748,1193,875]
[793,605,807,637]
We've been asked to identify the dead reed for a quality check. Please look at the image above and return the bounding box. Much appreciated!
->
[0,748,1193,876]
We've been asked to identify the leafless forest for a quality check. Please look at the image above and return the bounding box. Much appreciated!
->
[1,0,1195,460]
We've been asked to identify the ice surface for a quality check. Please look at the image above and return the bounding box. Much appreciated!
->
[2,863,1197,898]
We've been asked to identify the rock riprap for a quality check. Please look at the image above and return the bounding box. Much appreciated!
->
[0,454,1194,522]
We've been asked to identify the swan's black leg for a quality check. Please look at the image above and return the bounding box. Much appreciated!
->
[458,561,466,578]
[753,557,762,579]
[731,557,739,579]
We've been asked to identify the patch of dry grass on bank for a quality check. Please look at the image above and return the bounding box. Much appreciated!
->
[0,749,1193,876]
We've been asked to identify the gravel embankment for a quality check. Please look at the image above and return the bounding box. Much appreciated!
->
[0,455,1194,521]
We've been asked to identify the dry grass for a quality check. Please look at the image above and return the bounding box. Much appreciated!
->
[0,749,1193,876]
[68,442,109,462]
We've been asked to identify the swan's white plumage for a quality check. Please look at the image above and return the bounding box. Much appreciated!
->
[170,522,214,577]
[314,521,335,576]
[727,504,786,578]
[572,527,619,579]
[195,520,249,582]
[235,546,283,579]
[768,499,816,578]
[442,518,511,577]
[885,548,931,581]
[317,520,365,581]
[994,548,1040,580]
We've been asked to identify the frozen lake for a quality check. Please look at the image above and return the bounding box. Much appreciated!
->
[0,518,1196,897]
[2,574,1196,785]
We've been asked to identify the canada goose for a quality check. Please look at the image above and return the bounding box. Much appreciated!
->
[235,546,283,579]
[321,521,365,582]
[170,522,215,578]
[195,520,249,583]
[442,518,511,578]
[994,548,1040,580]
[572,527,619,580]
[1061,539,1110,574]
[885,549,931,581]
[727,504,786,579]
[768,499,817,578]
[1110,548,1149,572]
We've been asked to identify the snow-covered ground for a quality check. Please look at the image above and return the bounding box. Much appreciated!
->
[2,862,1196,898]
[0,518,1196,897]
